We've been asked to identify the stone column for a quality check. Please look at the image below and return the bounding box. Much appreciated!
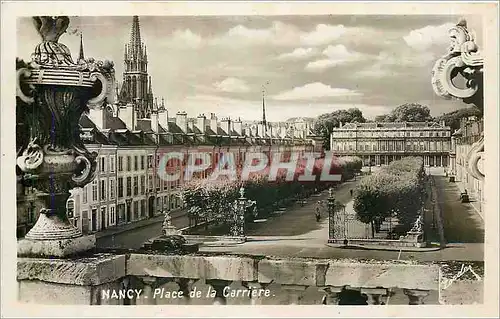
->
[243,282,269,305]
[361,288,387,305]
[319,286,342,305]
[282,285,307,305]
[137,276,157,305]
[207,279,230,305]
[176,278,196,305]
[403,289,429,305]
[16,16,115,258]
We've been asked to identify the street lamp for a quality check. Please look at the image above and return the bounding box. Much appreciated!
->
[327,188,335,241]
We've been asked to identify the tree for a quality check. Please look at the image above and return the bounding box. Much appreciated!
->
[313,108,366,149]
[353,157,425,237]
[376,103,433,123]
[434,106,482,131]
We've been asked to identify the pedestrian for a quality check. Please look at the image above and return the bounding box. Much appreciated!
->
[315,205,321,222]
[350,189,353,196]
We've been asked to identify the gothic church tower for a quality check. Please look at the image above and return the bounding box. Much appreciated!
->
[119,16,154,118]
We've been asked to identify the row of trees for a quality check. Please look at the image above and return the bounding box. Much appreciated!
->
[182,156,363,228]
[313,103,483,150]
[352,157,426,238]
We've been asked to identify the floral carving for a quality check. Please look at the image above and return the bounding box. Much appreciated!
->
[431,19,483,109]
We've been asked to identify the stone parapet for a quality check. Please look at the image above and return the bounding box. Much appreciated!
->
[17,252,443,305]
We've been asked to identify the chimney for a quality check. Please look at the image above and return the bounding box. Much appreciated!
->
[187,119,194,132]
[151,111,159,133]
[221,117,231,136]
[176,111,187,133]
[158,108,169,131]
[440,120,446,127]
[232,117,242,135]
[339,121,343,128]
[119,103,136,130]
[210,113,218,133]
[196,114,207,134]
[88,107,106,130]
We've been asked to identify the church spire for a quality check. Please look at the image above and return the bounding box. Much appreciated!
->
[78,33,85,62]
[129,15,142,57]
[261,86,267,127]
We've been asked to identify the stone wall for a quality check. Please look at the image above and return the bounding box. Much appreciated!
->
[17,252,444,305]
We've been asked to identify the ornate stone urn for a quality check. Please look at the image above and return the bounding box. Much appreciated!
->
[431,19,484,181]
[16,16,115,257]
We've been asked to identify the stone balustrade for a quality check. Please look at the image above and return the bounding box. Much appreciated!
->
[17,252,440,305]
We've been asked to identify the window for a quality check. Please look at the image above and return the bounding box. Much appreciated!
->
[101,207,107,228]
[133,176,138,196]
[91,208,97,231]
[100,180,106,201]
[148,175,153,191]
[127,156,131,171]
[126,177,132,197]
[118,156,123,171]
[82,185,88,204]
[110,156,115,173]
[134,156,138,171]
[406,132,410,137]
[140,176,145,195]
[163,179,168,191]
[156,176,160,190]
[147,155,153,168]
[92,180,98,202]
[141,156,145,170]
[141,200,146,217]
[118,177,123,198]
[419,132,424,137]
[109,206,116,226]
[442,132,447,137]
[109,179,115,200]
[99,157,106,173]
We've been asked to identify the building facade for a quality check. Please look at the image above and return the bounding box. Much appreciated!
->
[450,117,484,211]
[330,121,452,167]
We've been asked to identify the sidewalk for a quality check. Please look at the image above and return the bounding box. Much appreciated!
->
[453,179,484,221]
[95,208,186,239]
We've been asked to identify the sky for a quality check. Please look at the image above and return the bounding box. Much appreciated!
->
[16,15,483,122]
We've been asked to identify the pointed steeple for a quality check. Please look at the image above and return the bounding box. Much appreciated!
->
[78,33,85,62]
[148,76,153,94]
[129,15,142,57]
[261,87,267,128]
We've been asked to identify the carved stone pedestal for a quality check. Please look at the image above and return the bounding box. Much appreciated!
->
[18,235,96,258]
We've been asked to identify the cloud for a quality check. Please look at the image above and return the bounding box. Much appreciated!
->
[277,47,316,60]
[299,24,347,46]
[305,44,367,72]
[214,77,251,93]
[169,29,203,48]
[212,22,347,47]
[272,82,362,101]
[403,23,455,51]
[212,21,298,46]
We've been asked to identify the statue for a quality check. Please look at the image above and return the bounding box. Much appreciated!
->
[162,209,181,236]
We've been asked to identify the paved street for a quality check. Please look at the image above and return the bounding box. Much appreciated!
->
[434,176,485,243]
[95,167,485,263]
[96,209,189,249]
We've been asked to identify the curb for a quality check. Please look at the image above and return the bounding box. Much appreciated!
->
[325,243,443,252]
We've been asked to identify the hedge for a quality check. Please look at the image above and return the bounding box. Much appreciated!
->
[353,157,425,237]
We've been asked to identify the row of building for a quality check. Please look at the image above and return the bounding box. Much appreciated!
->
[329,121,452,167]
[16,16,317,238]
